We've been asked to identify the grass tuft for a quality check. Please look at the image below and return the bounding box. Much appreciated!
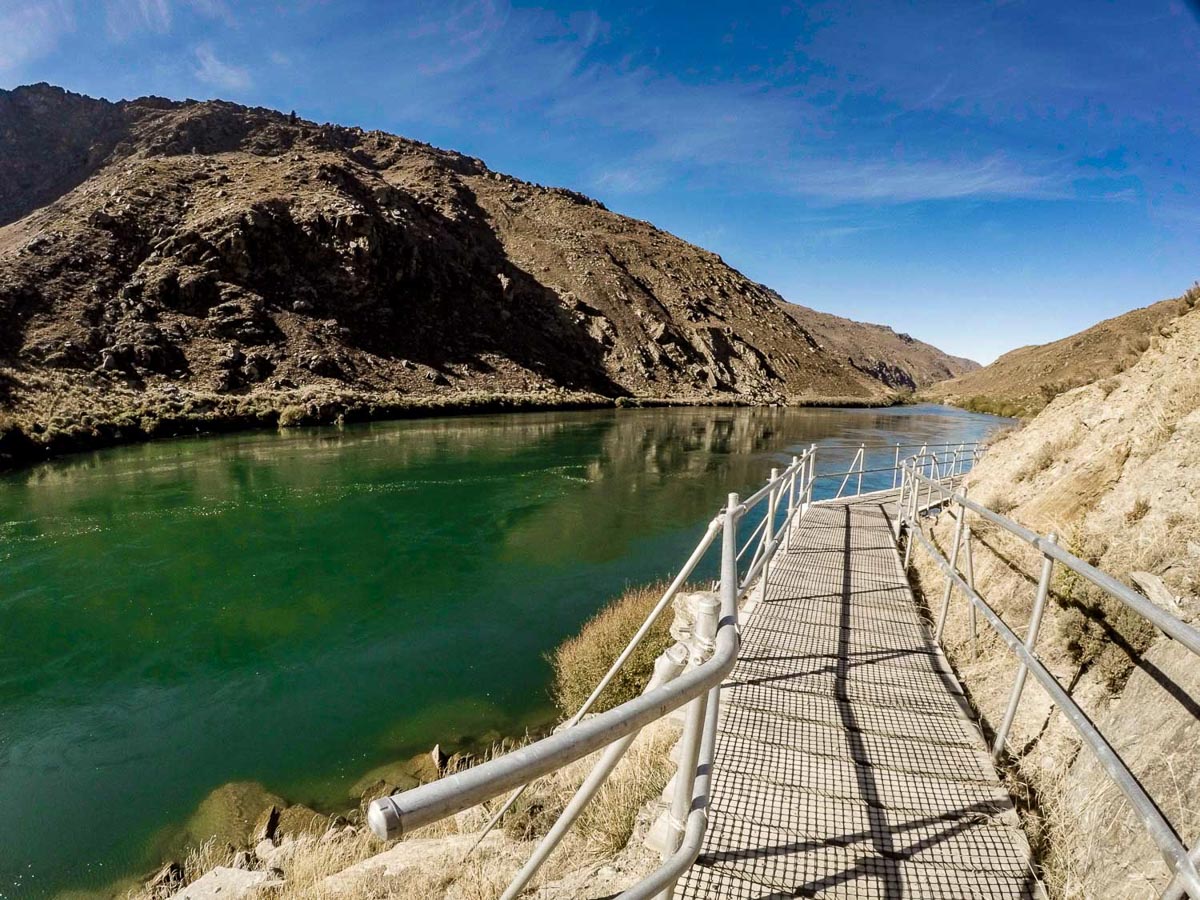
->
[548,582,675,716]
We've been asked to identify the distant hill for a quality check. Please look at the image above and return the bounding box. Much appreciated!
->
[0,83,974,465]
[921,291,1197,417]
[778,302,978,392]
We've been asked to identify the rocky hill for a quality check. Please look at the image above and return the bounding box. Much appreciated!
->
[0,84,975,466]
[777,301,977,391]
[921,291,1195,417]
[911,303,1200,896]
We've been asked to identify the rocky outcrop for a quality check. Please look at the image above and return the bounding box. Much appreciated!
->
[0,84,975,465]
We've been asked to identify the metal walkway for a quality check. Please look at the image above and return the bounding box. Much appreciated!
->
[677,493,1040,899]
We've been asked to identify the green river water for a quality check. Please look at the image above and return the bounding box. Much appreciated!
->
[0,404,1008,898]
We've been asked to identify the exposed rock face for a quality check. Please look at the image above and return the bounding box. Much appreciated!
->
[0,84,976,462]
[776,302,979,391]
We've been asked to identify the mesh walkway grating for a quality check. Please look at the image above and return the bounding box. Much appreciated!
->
[677,494,1042,899]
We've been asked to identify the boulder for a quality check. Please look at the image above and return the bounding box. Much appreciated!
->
[182,781,287,850]
[167,866,282,899]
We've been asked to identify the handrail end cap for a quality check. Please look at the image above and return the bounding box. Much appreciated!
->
[367,797,403,841]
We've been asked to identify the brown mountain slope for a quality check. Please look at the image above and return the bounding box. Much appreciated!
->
[778,302,978,391]
[921,291,1197,417]
[0,84,971,466]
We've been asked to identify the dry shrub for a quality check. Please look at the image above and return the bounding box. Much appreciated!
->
[1124,497,1150,525]
[1183,282,1200,309]
[1051,521,1174,692]
[182,838,237,883]
[549,582,674,716]
[277,405,308,428]
[987,494,1018,516]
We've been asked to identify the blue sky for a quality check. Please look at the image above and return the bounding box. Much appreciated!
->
[2,1,1198,362]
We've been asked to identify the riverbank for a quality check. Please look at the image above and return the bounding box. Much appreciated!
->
[116,582,679,899]
[0,371,906,473]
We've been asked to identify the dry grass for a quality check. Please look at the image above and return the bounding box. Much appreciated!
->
[549,582,675,716]
[1014,432,1078,482]
[182,838,237,883]
[1124,497,1150,525]
[262,719,679,899]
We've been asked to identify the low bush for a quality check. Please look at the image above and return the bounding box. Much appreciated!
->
[1124,497,1151,525]
[549,582,674,717]
[277,405,308,428]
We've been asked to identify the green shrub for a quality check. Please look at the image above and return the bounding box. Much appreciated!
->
[277,405,308,428]
[549,582,674,716]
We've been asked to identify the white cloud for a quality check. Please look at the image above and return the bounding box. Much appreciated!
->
[0,0,74,72]
[104,0,171,41]
[193,42,250,91]
[591,166,667,195]
[783,154,1060,204]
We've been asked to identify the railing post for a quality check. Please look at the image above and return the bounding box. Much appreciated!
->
[805,445,816,508]
[1162,834,1200,900]
[786,456,798,550]
[992,533,1058,760]
[935,488,968,642]
[757,469,779,604]
[500,643,690,900]
[964,519,978,658]
[902,466,917,569]
[892,443,900,489]
[856,443,865,497]
[654,498,736,899]
[656,598,716,897]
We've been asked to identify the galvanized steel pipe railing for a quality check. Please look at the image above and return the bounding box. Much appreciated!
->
[898,462,1200,898]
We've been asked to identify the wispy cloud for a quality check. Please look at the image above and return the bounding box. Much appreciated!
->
[193,42,249,90]
[104,0,171,41]
[783,154,1061,204]
[0,0,75,72]
[591,166,667,194]
[409,0,510,77]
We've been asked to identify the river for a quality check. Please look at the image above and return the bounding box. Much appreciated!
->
[0,403,1008,897]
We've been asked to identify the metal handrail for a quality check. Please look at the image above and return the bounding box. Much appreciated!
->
[899,463,1200,897]
[364,443,984,899]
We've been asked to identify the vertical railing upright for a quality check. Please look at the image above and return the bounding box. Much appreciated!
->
[757,469,779,604]
[935,487,968,641]
[892,443,901,489]
[992,532,1058,760]
[655,493,739,900]
[806,445,816,508]
[963,515,978,657]
[785,456,798,550]
[856,443,865,497]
